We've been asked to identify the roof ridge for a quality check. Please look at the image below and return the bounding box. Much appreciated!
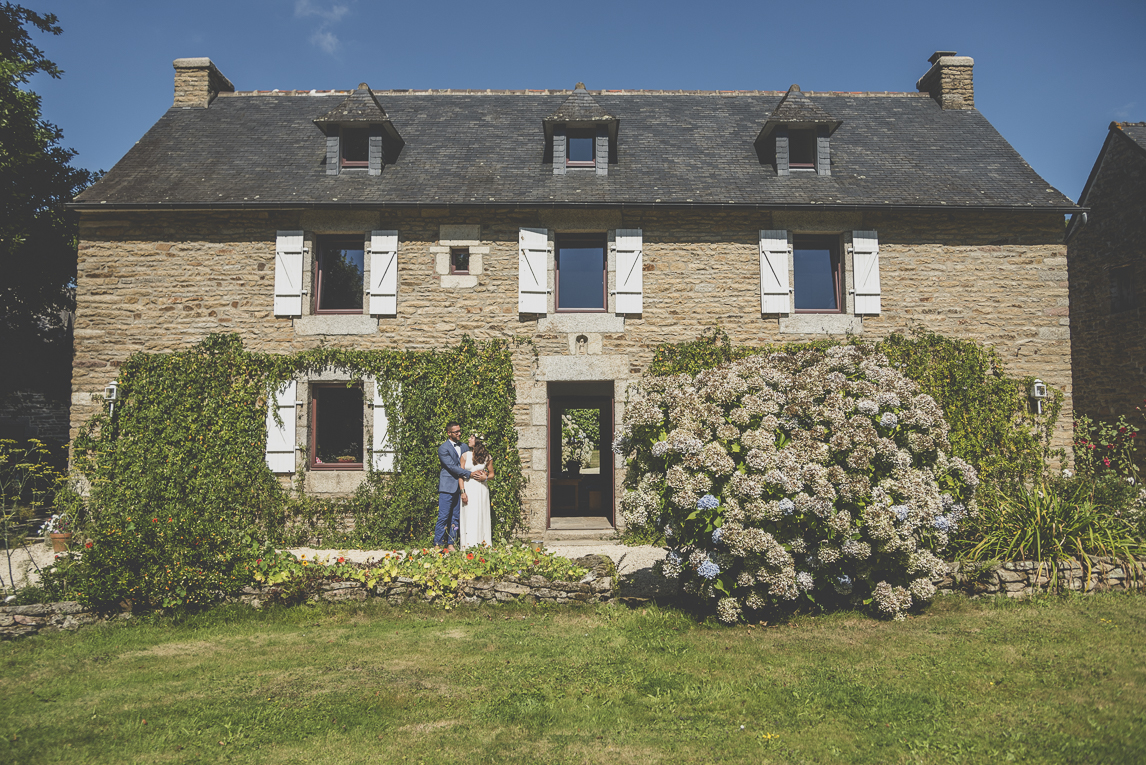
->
[217,89,929,97]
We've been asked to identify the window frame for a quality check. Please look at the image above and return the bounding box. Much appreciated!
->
[309,383,365,471]
[792,234,844,315]
[340,127,370,169]
[565,129,597,168]
[313,235,366,315]
[555,233,608,313]
[788,129,816,170]
[449,247,471,275]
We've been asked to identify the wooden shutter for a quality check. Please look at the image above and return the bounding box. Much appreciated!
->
[759,230,791,314]
[265,381,297,473]
[852,230,881,315]
[371,381,397,472]
[614,229,643,314]
[368,230,399,316]
[274,231,305,317]
[518,228,549,313]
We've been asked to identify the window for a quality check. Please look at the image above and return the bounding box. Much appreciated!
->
[566,130,596,167]
[793,235,842,312]
[1110,264,1137,314]
[556,234,606,312]
[315,236,364,314]
[340,128,369,168]
[450,247,470,275]
[789,130,816,170]
[310,384,363,469]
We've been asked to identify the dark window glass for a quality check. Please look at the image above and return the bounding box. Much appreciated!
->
[341,128,369,166]
[793,236,841,312]
[789,130,815,168]
[1110,264,1137,314]
[567,132,595,165]
[450,248,470,274]
[556,235,606,311]
[316,237,364,312]
[311,385,363,468]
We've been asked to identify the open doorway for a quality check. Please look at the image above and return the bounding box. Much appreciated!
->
[547,383,614,529]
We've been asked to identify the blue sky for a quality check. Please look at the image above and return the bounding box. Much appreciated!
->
[25,0,1146,202]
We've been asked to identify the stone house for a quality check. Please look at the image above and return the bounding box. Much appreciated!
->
[69,51,1076,537]
[1066,122,1146,451]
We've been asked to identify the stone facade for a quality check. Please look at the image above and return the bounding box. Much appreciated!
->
[172,58,234,108]
[71,206,1071,534]
[0,390,70,444]
[1067,123,1146,463]
[916,52,975,110]
[934,557,1146,598]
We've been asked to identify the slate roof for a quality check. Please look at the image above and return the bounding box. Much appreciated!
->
[73,89,1076,211]
[544,84,616,124]
[758,86,843,139]
[1117,122,1146,154]
[313,83,393,126]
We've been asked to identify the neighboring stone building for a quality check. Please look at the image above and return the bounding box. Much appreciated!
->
[1066,122,1146,450]
[69,51,1077,536]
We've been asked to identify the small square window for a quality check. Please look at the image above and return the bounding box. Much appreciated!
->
[315,236,364,314]
[789,130,816,170]
[1110,264,1137,314]
[450,247,470,275]
[341,128,369,168]
[566,130,596,167]
[310,384,363,469]
[793,235,842,313]
[556,234,607,312]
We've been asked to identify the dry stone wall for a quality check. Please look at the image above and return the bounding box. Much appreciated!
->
[73,207,1070,532]
[935,556,1146,598]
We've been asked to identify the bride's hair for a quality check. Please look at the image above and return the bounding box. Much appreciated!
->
[471,436,490,465]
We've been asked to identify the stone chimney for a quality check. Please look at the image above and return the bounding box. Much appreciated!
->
[916,51,974,110]
[173,58,234,108]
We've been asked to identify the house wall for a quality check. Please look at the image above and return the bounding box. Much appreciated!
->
[72,207,1070,532]
[1068,134,1146,454]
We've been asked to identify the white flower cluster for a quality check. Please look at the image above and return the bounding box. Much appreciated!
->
[617,343,977,623]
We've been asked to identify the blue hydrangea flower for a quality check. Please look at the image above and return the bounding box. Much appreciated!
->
[697,560,721,579]
[711,527,724,544]
[892,504,910,522]
[933,514,952,532]
[880,412,899,428]
[666,551,682,566]
[834,574,853,594]
[697,494,719,511]
[779,498,795,515]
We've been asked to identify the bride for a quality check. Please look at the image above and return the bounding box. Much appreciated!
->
[459,434,493,548]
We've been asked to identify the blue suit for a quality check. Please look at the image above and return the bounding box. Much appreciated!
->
[436,439,471,546]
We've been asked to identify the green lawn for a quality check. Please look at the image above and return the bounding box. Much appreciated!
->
[2,594,1144,764]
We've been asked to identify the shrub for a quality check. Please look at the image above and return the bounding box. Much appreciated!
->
[615,343,978,622]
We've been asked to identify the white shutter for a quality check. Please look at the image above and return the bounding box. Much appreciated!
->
[614,229,643,314]
[371,381,398,472]
[518,228,549,314]
[274,231,305,316]
[265,381,297,474]
[852,230,881,315]
[759,230,791,314]
[368,230,399,316]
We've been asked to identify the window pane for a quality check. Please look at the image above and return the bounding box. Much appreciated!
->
[342,129,369,163]
[790,130,815,167]
[568,136,594,163]
[319,242,364,310]
[794,247,838,310]
[314,386,363,465]
[451,248,470,273]
[557,246,605,309]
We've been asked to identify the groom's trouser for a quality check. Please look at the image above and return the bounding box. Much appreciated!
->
[435,491,461,547]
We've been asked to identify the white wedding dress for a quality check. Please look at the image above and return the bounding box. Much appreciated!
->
[460,452,492,548]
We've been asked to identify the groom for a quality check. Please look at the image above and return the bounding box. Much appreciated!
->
[436,421,484,550]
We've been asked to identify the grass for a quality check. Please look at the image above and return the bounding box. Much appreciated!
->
[2,595,1145,764]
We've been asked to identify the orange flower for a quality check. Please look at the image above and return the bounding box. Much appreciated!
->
[466,553,474,560]
[338,556,345,563]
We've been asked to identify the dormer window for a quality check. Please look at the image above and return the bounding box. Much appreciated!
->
[544,83,617,177]
[314,82,404,177]
[756,84,841,177]
[340,128,370,168]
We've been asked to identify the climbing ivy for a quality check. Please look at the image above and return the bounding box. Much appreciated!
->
[60,334,524,611]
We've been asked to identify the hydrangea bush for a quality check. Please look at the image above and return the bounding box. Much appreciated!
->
[615,344,979,622]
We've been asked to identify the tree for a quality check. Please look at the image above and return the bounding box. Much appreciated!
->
[0,4,97,393]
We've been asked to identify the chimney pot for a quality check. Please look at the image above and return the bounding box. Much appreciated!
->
[917,51,974,110]
[172,58,234,108]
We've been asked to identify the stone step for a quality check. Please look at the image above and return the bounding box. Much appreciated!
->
[539,532,619,544]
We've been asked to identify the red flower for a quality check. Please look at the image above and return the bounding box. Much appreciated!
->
[1103,458,1112,467]
[479,558,485,563]
[337,557,345,563]
[466,553,474,560]
[256,559,262,564]
[152,518,158,523]
[84,542,93,549]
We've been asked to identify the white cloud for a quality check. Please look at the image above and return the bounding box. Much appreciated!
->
[1113,101,1137,120]
[294,0,351,54]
